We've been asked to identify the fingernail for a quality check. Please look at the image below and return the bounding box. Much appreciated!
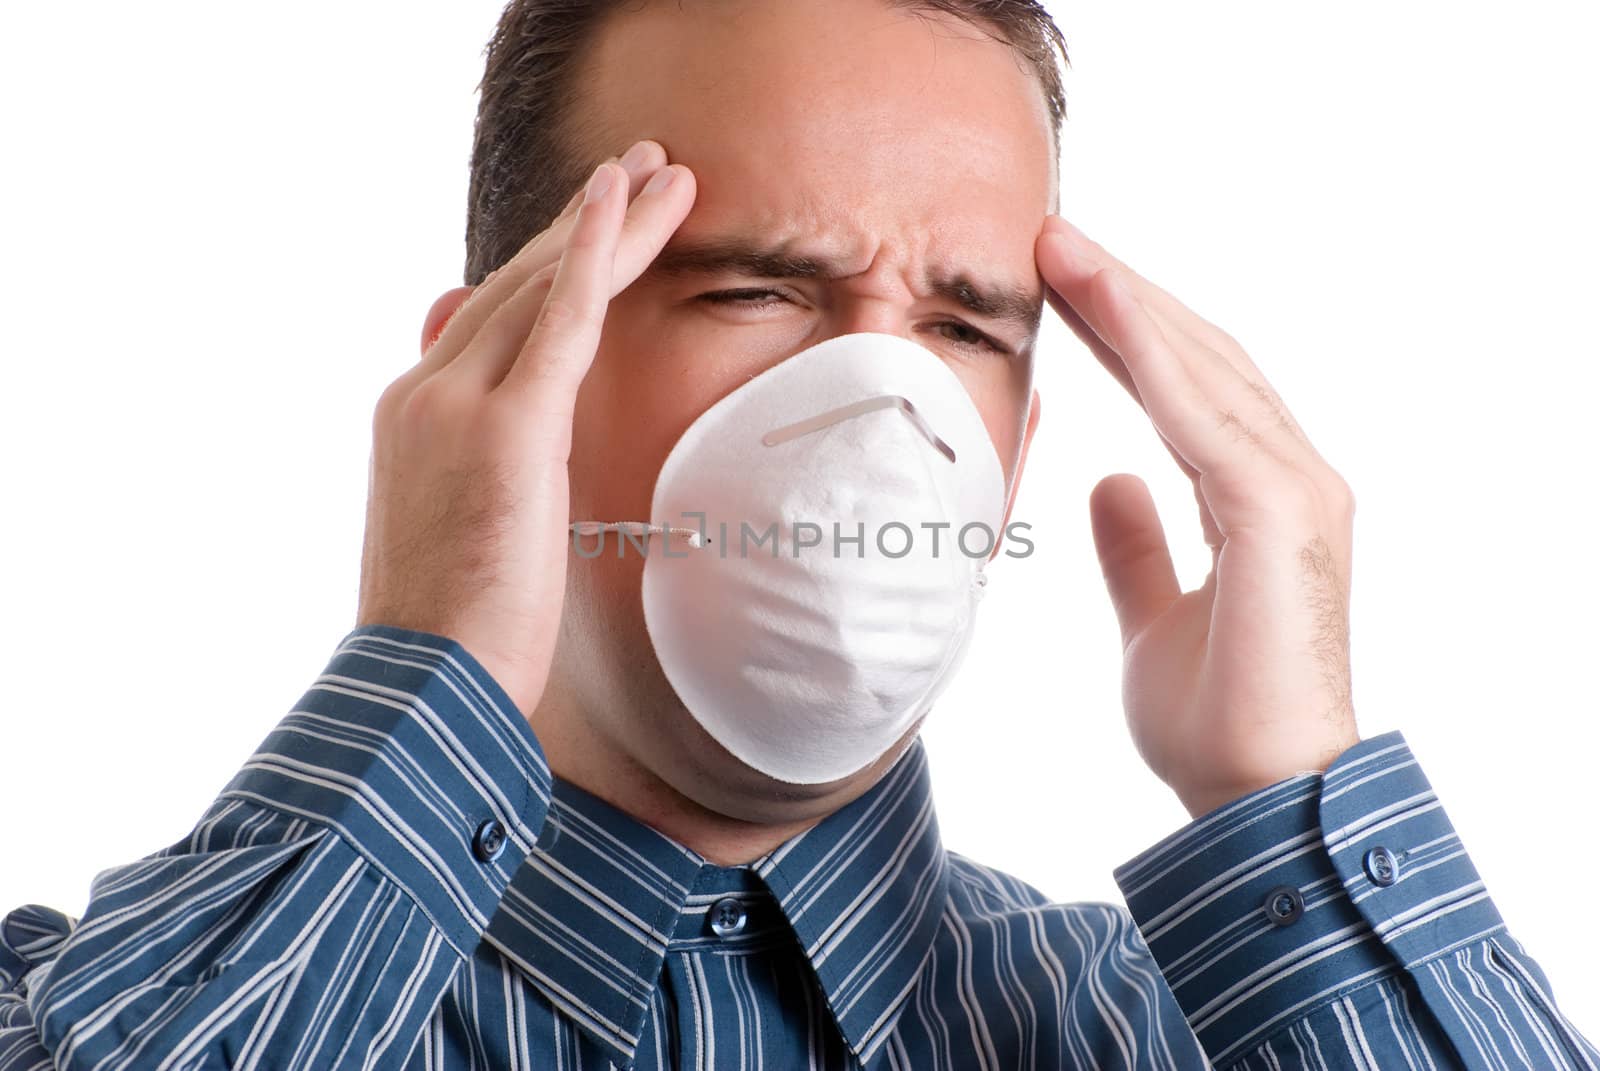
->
[618,140,654,173]
[584,163,615,204]
[642,165,677,194]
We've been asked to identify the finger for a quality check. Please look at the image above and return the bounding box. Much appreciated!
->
[418,140,670,377]
[1041,250,1139,403]
[1089,473,1182,644]
[1038,231,1191,401]
[1043,216,1239,364]
[1086,267,1353,553]
[1049,264,1224,562]
[1043,229,1319,566]
[1039,231,1201,483]
[1040,228,1219,388]
[513,140,672,287]
[1042,217,1311,445]
[1049,234,1345,562]
[547,139,665,214]
[1086,267,1280,477]
[498,161,627,404]
[1045,236,1313,474]
[444,162,694,392]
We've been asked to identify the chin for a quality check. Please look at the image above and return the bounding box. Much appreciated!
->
[649,707,926,832]
[638,701,872,821]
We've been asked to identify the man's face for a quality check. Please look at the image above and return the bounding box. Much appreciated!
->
[553,0,1056,820]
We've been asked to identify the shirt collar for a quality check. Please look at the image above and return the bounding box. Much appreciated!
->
[482,738,950,1069]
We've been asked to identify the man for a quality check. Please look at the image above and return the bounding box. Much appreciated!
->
[1,0,1594,1068]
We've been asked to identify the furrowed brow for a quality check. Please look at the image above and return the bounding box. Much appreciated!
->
[648,238,831,280]
[649,236,1043,341]
[928,273,1042,340]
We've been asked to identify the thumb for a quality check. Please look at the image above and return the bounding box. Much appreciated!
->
[1088,473,1181,646]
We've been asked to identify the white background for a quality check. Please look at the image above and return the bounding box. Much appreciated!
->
[3,0,1596,1042]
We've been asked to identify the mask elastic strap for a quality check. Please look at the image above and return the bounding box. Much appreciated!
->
[569,521,706,549]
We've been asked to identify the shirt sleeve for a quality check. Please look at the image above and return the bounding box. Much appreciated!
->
[5,624,551,1071]
[1111,730,1600,1069]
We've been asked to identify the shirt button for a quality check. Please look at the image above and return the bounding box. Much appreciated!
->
[1364,845,1400,887]
[707,896,748,938]
[473,819,507,863]
[1262,884,1304,927]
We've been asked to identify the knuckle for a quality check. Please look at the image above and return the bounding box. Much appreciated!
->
[372,374,412,431]
[561,229,606,259]
[535,294,595,333]
[1290,469,1325,513]
[1327,472,1356,516]
[569,204,622,250]
[1259,469,1321,517]
[394,375,467,431]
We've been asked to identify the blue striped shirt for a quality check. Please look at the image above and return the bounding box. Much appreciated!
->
[1,624,1594,1069]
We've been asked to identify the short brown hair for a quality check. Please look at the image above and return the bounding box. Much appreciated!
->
[463,0,1069,285]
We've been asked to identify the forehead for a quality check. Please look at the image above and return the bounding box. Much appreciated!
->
[578,0,1057,273]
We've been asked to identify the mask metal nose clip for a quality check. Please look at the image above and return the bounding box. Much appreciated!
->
[761,395,957,463]
[569,521,706,549]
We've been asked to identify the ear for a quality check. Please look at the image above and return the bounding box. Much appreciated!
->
[990,388,1041,562]
[421,286,476,355]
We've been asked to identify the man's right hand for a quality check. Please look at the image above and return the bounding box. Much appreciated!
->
[356,140,695,717]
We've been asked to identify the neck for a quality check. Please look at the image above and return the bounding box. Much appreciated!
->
[525,695,824,867]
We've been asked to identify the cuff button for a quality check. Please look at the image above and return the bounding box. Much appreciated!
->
[1363,845,1400,887]
[473,819,508,863]
[1262,884,1305,927]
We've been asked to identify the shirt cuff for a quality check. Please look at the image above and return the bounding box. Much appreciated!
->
[1111,730,1506,1065]
[219,623,553,955]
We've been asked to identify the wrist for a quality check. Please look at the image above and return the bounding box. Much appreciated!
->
[1176,732,1361,820]
[1178,772,1318,821]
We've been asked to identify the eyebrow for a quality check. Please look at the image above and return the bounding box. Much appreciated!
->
[649,237,1043,344]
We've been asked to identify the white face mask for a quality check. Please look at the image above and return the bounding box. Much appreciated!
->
[571,332,1010,784]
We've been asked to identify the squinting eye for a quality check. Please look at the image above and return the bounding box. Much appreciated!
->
[696,288,790,307]
[697,290,1011,357]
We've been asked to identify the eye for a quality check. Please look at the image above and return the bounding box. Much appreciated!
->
[696,287,792,308]
[696,290,1013,356]
[930,320,1010,356]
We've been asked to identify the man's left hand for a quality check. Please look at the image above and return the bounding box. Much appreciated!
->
[1035,215,1361,820]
